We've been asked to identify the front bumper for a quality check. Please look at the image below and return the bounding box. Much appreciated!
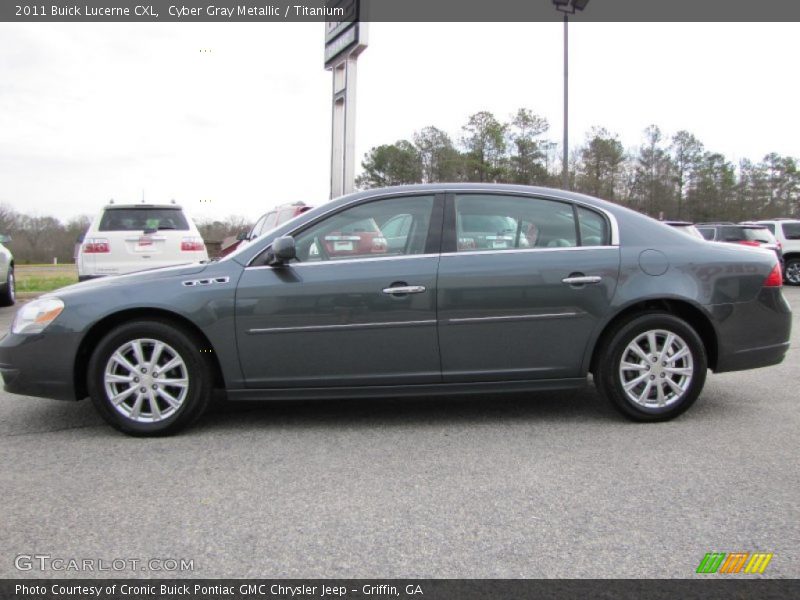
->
[0,329,80,401]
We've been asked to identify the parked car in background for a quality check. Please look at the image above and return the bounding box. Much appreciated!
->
[695,223,783,266]
[0,234,15,306]
[219,202,313,257]
[77,202,208,281]
[746,219,800,285]
[0,184,791,435]
[664,221,705,239]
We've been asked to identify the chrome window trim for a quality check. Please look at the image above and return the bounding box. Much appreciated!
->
[245,188,620,268]
[248,319,436,334]
[448,189,620,247]
[441,245,618,258]
[246,191,439,268]
[245,253,440,270]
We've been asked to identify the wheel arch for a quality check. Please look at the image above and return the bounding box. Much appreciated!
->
[74,307,226,399]
[588,297,719,374]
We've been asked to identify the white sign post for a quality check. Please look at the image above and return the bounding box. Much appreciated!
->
[325,1,367,199]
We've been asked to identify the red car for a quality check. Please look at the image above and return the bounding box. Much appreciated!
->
[313,217,388,259]
[220,202,313,257]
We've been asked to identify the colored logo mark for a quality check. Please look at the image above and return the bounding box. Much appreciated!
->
[696,552,773,574]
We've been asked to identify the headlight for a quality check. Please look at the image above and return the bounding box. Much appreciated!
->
[11,297,65,335]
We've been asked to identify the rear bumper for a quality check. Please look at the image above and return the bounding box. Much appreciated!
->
[711,288,792,373]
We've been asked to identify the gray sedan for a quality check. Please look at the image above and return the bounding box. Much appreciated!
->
[0,184,792,435]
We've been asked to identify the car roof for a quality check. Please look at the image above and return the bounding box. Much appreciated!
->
[103,203,184,210]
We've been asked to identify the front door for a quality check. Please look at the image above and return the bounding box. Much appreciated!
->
[235,194,443,388]
[437,192,620,382]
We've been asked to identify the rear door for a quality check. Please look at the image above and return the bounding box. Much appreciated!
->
[437,192,621,382]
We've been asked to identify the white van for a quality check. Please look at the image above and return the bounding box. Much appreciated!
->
[78,202,208,281]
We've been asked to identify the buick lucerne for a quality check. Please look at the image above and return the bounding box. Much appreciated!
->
[0,184,791,435]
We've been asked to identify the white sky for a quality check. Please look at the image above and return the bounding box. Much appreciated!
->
[0,22,798,223]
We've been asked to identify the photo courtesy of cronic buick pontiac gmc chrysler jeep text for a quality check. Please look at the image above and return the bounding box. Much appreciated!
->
[0,184,792,435]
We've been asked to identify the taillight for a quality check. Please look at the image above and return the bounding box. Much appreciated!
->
[764,263,783,287]
[82,238,110,253]
[181,237,205,252]
[737,240,760,247]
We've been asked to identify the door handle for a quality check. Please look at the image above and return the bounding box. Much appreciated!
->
[382,285,426,295]
[562,275,602,285]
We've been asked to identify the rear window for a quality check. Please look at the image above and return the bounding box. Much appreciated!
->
[98,208,189,232]
[741,227,776,244]
[782,222,800,240]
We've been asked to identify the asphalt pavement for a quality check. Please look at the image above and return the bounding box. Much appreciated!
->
[0,290,798,578]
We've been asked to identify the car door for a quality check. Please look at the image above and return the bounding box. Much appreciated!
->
[437,192,620,382]
[235,193,444,388]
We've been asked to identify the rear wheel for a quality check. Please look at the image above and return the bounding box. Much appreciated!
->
[595,312,707,421]
[784,257,800,286]
[0,265,15,307]
[88,320,212,435]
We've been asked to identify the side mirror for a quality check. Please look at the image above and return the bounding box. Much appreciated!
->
[0,234,10,244]
[236,231,249,241]
[266,236,296,266]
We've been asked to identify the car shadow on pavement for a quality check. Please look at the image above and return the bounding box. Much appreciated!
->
[194,385,623,434]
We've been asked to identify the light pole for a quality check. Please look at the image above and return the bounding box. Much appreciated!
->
[552,0,590,191]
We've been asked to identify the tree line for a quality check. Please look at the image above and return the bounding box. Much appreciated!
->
[355,109,800,222]
[0,205,250,264]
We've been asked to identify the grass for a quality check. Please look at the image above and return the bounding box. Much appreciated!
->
[15,264,78,293]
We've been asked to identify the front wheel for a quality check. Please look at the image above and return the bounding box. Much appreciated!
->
[595,312,707,422]
[784,258,800,286]
[88,320,213,435]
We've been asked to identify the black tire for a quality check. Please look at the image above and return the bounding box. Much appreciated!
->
[87,319,213,436]
[0,265,15,307]
[784,257,800,286]
[595,312,707,422]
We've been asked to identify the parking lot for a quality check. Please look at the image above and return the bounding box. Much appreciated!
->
[0,289,798,579]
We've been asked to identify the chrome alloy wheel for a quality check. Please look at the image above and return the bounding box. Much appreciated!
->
[104,338,189,423]
[786,261,800,285]
[618,329,694,409]
[8,270,14,302]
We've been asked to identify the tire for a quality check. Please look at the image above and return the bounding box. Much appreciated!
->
[87,319,213,436]
[784,257,800,286]
[0,265,15,307]
[595,312,707,422]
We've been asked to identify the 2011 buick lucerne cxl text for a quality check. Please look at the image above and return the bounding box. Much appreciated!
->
[0,185,792,435]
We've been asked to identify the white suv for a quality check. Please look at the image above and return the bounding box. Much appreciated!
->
[750,219,800,286]
[78,202,208,281]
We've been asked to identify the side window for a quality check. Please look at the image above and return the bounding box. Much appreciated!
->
[576,206,609,246]
[782,222,800,240]
[721,226,744,242]
[294,195,434,262]
[697,228,715,241]
[454,194,577,252]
